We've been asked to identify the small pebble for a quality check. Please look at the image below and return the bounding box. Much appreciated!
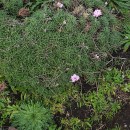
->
[56,2,63,8]
[124,123,127,128]
[63,20,67,25]
[105,2,108,5]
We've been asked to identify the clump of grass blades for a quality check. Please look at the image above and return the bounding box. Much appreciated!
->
[11,102,53,130]
[0,0,122,96]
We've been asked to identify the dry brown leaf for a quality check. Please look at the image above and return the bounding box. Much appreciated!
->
[18,8,30,17]
[0,82,6,92]
[22,0,29,4]
[8,127,17,130]
[83,11,89,19]
[73,5,85,15]
[53,1,63,9]
[84,22,91,32]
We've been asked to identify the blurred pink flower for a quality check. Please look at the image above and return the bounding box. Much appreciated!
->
[56,2,63,8]
[71,74,80,82]
[93,9,102,18]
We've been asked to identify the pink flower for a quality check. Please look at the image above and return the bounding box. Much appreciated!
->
[71,74,80,82]
[56,2,63,8]
[93,9,102,18]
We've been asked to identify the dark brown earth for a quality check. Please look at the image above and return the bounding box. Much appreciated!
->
[54,82,95,129]
[107,102,130,130]
[0,3,3,9]
[54,90,130,130]
[109,47,130,70]
[79,77,97,93]
[94,48,130,130]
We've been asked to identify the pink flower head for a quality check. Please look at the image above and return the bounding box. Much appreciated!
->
[56,2,63,8]
[93,9,102,18]
[71,74,80,83]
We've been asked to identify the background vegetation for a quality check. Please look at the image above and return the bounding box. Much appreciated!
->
[0,0,130,130]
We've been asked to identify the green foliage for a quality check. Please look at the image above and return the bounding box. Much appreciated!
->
[1,0,23,15]
[86,85,121,121]
[61,117,93,130]
[12,102,53,130]
[107,125,121,130]
[1,68,128,129]
[39,67,124,129]
[121,70,130,92]
[25,0,52,13]
[0,1,122,96]
[61,117,78,129]
[0,74,10,126]
[103,0,130,13]
[61,118,84,130]
[43,84,80,114]
[104,68,124,85]
[125,69,130,79]
[121,83,130,92]
[123,25,130,52]
[59,83,121,129]
[0,1,129,129]
[63,0,71,7]
[0,91,11,126]
[0,75,5,83]
[2,104,19,122]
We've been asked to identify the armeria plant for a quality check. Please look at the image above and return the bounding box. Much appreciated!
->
[0,0,122,96]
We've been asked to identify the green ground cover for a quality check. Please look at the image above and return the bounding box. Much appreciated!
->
[0,0,122,94]
[0,0,130,130]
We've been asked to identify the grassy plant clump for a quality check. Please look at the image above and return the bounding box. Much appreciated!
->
[11,102,53,130]
[0,0,122,95]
